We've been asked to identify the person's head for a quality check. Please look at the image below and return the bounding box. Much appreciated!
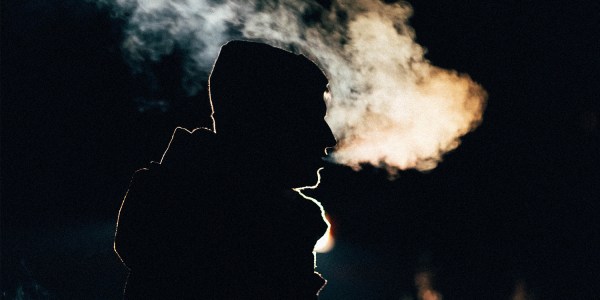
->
[208,40,336,188]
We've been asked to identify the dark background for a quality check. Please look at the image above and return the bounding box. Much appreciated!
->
[2,1,598,299]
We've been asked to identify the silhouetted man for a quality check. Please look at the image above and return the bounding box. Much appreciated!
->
[114,40,336,299]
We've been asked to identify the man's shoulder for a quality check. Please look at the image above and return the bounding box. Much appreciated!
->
[159,127,216,165]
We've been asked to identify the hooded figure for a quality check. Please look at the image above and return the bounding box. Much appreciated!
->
[114,41,336,299]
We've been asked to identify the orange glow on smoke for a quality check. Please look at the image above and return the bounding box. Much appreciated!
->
[511,280,533,300]
[415,271,443,300]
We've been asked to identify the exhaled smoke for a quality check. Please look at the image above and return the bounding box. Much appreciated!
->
[100,0,487,172]
[415,271,443,300]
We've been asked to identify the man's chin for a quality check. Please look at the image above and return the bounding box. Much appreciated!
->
[290,167,323,190]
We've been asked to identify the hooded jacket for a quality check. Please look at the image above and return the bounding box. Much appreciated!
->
[115,127,328,299]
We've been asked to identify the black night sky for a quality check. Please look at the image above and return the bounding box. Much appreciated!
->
[2,1,599,299]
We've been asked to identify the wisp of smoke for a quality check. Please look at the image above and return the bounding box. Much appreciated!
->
[415,271,443,300]
[99,0,487,173]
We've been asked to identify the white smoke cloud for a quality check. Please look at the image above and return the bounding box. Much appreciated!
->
[99,0,487,172]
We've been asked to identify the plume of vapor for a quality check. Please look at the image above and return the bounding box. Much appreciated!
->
[99,0,487,172]
[512,280,536,300]
[415,271,443,300]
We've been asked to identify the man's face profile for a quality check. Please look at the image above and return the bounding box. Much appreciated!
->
[208,40,336,188]
[279,86,335,187]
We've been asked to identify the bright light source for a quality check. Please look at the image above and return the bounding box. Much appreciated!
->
[314,214,334,253]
